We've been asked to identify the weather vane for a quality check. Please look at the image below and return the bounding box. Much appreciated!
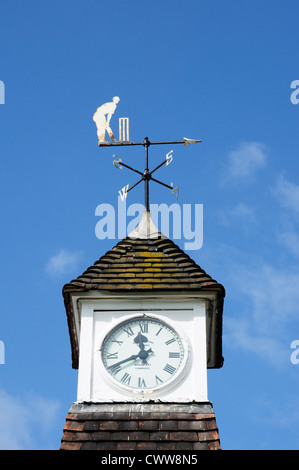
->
[93,96,202,210]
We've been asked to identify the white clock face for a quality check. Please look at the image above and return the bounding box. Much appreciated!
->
[100,315,189,393]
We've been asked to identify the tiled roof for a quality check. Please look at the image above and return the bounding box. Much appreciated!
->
[63,236,225,294]
[60,402,221,451]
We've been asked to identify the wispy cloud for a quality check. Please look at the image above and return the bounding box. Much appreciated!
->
[224,142,268,182]
[222,175,299,365]
[272,174,299,215]
[237,263,299,327]
[0,389,60,450]
[220,252,299,367]
[224,317,286,367]
[253,393,299,429]
[45,248,83,277]
[219,202,256,227]
[272,175,299,258]
[278,230,299,259]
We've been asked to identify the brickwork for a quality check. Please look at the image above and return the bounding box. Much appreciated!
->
[60,403,221,451]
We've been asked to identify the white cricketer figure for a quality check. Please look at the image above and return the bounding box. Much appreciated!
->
[93,96,120,142]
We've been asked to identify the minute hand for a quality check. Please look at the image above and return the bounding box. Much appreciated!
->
[108,348,153,370]
[108,353,140,370]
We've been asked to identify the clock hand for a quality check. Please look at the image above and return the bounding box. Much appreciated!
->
[133,330,154,364]
[108,348,153,370]
[107,353,140,370]
[134,332,148,349]
[138,347,153,364]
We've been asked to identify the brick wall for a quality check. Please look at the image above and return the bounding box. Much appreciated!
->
[60,402,221,451]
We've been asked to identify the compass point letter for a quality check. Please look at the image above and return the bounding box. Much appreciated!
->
[119,184,129,201]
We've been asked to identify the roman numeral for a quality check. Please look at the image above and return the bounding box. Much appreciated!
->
[138,377,146,388]
[165,338,176,346]
[121,372,131,385]
[163,363,176,375]
[169,352,180,358]
[155,375,163,385]
[156,327,163,336]
[111,337,123,346]
[107,352,118,360]
[123,326,134,337]
[139,323,148,333]
[110,364,121,375]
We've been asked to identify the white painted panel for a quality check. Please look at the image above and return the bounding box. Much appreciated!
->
[76,297,208,403]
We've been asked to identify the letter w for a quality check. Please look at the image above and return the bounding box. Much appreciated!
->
[119,184,129,201]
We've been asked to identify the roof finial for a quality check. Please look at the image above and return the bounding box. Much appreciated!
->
[128,209,166,240]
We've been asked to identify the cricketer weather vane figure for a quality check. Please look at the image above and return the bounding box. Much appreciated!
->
[93,96,120,143]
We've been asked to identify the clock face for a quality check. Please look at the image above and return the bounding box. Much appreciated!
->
[100,315,189,393]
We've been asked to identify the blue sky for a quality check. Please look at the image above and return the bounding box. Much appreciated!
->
[0,0,298,450]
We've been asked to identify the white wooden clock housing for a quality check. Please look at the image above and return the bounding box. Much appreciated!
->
[73,294,212,402]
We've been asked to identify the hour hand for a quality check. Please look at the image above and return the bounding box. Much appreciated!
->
[134,332,148,348]
[139,347,153,364]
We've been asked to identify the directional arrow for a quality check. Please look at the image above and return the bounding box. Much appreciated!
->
[183,137,202,145]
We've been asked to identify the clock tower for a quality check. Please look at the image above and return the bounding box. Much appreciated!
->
[60,103,225,450]
[60,210,225,451]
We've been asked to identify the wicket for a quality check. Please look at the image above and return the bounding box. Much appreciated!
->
[119,117,129,142]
